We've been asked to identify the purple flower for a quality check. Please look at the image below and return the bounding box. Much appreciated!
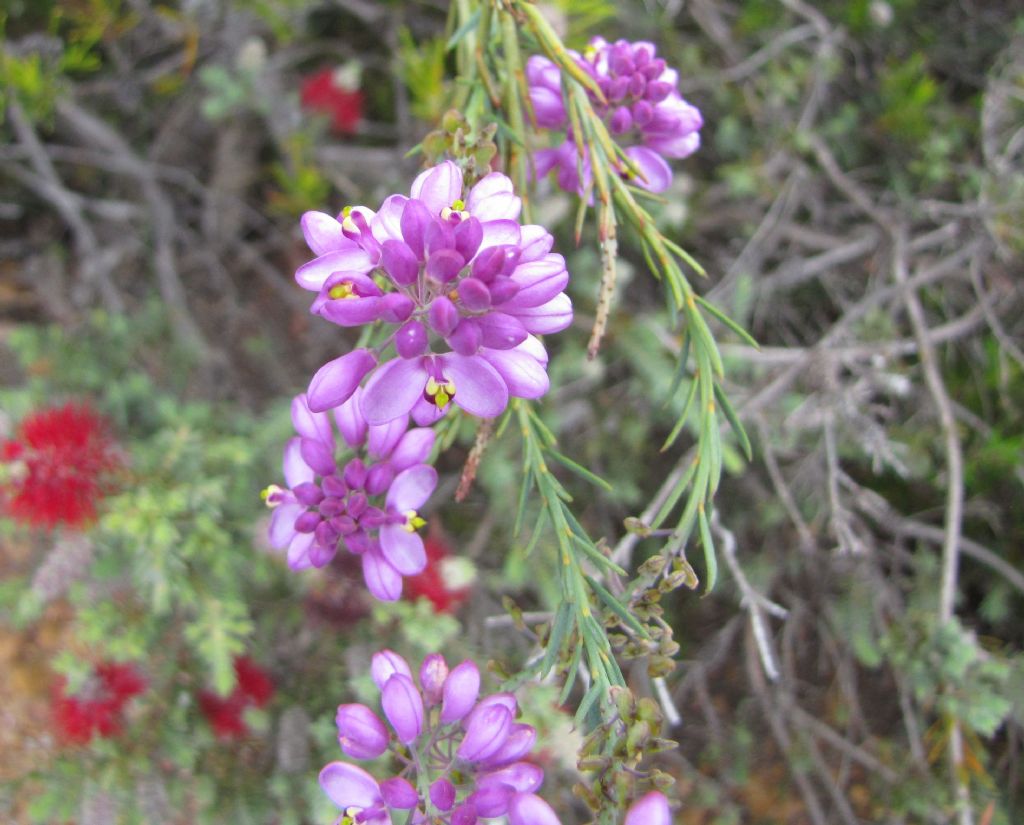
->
[319,652,551,823]
[319,762,391,824]
[624,791,672,825]
[528,38,702,194]
[296,162,572,424]
[263,394,437,602]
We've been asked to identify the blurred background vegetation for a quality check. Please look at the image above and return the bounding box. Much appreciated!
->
[1,0,1022,823]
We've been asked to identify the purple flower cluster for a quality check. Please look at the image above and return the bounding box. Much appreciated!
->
[297,161,572,426]
[264,393,436,601]
[527,38,702,195]
[320,649,563,825]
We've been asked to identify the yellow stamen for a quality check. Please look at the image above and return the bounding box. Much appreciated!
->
[425,376,456,410]
[328,282,356,300]
[403,510,427,532]
[260,484,283,508]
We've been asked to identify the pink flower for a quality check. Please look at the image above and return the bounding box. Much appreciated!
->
[528,38,702,194]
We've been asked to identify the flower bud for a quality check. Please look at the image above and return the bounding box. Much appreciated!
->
[480,723,536,768]
[365,463,396,497]
[419,654,449,705]
[426,249,465,283]
[454,217,483,261]
[457,278,491,311]
[381,674,424,744]
[370,650,412,690]
[382,240,419,286]
[478,761,544,794]
[307,349,377,413]
[457,704,512,762]
[428,296,459,337]
[343,458,367,490]
[441,660,480,724]
[295,511,322,533]
[396,321,428,358]
[380,292,415,323]
[468,783,514,818]
[300,438,336,477]
[400,199,431,260]
[430,777,456,812]
[292,482,324,506]
[379,777,419,809]
[447,319,482,356]
[335,704,389,759]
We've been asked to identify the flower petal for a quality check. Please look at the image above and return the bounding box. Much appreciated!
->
[282,437,313,488]
[319,296,385,327]
[515,293,573,335]
[386,465,438,512]
[269,502,302,549]
[361,358,428,425]
[319,761,382,810]
[518,225,554,262]
[480,348,550,400]
[387,428,436,471]
[334,388,368,449]
[296,248,373,291]
[467,173,521,222]
[291,394,334,445]
[286,532,316,570]
[308,349,378,413]
[624,791,672,825]
[505,254,569,308]
[380,526,427,576]
[371,194,407,243]
[367,414,410,461]
[410,161,463,216]
[625,146,672,193]
[301,211,349,255]
[478,219,522,252]
[362,545,403,602]
[441,353,509,419]
[529,86,567,128]
[508,793,562,825]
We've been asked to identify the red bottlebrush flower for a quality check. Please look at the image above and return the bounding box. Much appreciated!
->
[51,662,146,745]
[300,66,364,134]
[199,655,275,738]
[2,403,122,529]
[97,661,147,702]
[234,656,274,708]
[404,527,473,614]
[198,690,249,739]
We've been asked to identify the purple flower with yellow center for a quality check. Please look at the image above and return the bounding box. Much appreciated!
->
[262,392,436,601]
[528,38,702,194]
[322,650,558,825]
[296,161,572,424]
